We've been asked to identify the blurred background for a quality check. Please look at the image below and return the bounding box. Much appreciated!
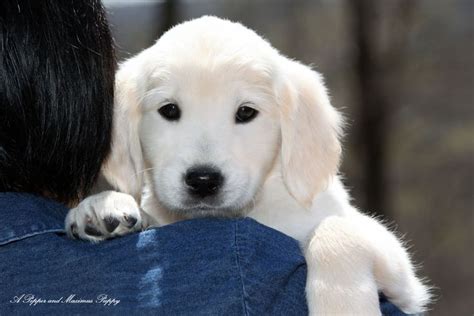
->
[103,0,473,314]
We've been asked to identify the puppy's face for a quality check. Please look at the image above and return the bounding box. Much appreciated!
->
[139,61,280,217]
[103,17,342,218]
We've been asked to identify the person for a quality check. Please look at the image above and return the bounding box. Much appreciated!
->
[0,0,405,314]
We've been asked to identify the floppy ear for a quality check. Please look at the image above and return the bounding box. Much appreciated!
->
[102,60,144,203]
[277,59,343,208]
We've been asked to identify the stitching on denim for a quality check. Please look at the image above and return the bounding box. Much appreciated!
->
[0,228,64,246]
[234,220,250,316]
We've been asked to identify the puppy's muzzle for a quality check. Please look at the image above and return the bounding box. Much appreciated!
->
[184,165,224,198]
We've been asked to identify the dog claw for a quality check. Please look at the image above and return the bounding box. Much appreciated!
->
[70,223,79,239]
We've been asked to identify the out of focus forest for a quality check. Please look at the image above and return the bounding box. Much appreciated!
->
[103,0,473,314]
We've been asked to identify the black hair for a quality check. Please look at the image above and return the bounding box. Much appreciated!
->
[0,0,116,204]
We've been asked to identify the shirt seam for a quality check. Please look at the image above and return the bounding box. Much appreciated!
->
[234,220,250,316]
[0,228,64,246]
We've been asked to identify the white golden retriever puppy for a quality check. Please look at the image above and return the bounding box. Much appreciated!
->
[66,16,430,315]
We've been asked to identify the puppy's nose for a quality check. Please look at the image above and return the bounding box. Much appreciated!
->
[184,166,224,198]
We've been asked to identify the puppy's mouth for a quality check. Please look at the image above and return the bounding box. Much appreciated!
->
[160,195,248,218]
[154,178,253,218]
[169,205,245,218]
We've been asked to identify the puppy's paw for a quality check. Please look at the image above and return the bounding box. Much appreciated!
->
[382,272,432,314]
[65,191,143,242]
[305,215,382,315]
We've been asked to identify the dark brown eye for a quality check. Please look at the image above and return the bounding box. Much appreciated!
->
[158,103,181,121]
[235,105,258,123]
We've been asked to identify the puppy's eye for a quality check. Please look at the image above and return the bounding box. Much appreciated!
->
[158,103,181,121]
[235,105,258,123]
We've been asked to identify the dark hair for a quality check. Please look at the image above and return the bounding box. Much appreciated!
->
[0,0,116,204]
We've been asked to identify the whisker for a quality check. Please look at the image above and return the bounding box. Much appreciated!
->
[134,167,156,177]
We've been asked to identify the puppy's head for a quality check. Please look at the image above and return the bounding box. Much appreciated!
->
[103,16,342,217]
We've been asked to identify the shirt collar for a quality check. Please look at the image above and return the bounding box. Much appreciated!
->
[0,192,68,246]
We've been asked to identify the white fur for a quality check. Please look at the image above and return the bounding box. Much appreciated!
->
[65,191,145,242]
[67,16,431,314]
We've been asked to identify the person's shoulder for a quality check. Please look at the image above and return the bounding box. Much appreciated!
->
[0,192,65,246]
[1,217,308,314]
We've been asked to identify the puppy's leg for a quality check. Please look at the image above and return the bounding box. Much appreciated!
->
[65,191,156,242]
[361,215,431,314]
[305,215,381,315]
[305,214,430,315]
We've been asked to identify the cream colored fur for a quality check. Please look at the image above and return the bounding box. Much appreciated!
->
[66,16,430,315]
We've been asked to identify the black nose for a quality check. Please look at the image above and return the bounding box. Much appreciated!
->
[184,166,224,198]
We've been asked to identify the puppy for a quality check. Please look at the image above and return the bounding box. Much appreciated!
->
[66,16,431,315]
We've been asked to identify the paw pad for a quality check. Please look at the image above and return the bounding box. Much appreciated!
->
[84,224,103,237]
[124,214,138,228]
[103,216,120,233]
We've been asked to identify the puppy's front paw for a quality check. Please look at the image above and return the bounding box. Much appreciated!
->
[305,215,382,315]
[65,191,143,242]
[380,265,432,314]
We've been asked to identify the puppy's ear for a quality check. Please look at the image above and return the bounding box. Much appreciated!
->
[102,60,144,203]
[277,59,343,208]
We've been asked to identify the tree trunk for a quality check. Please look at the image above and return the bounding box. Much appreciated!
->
[348,0,415,217]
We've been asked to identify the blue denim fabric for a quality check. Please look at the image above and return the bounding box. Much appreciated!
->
[0,192,407,315]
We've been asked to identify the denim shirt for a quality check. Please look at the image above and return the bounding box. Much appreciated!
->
[0,192,405,315]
